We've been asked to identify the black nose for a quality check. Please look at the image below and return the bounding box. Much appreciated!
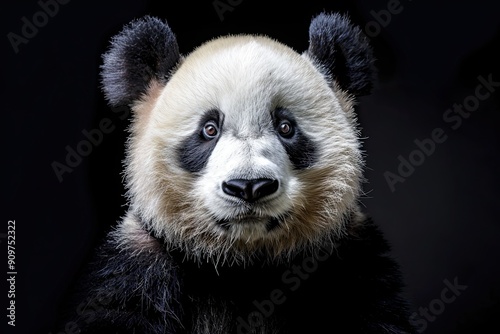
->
[222,178,279,202]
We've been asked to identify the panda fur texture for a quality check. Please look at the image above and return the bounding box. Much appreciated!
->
[58,13,415,334]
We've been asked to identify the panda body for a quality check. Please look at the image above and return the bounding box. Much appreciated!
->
[59,13,414,334]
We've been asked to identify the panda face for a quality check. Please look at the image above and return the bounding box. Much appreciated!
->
[179,106,306,234]
[125,35,364,262]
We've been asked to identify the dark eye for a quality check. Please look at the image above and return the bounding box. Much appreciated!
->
[202,121,219,140]
[277,120,294,138]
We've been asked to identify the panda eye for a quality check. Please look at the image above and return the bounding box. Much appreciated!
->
[277,120,294,138]
[202,121,219,140]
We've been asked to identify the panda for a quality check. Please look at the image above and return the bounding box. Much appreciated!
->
[58,12,414,334]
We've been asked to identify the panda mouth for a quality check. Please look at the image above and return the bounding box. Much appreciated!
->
[215,214,284,232]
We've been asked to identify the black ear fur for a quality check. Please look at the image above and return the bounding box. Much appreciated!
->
[307,12,376,96]
[100,16,180,106]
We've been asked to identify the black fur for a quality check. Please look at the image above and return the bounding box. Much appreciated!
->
[55,217,414,333]
[100,16,180,106]
[307,12,376,96]
[273,107,317,169]
[178,109,223,173]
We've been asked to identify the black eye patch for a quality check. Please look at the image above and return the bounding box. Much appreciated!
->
[178,109,223,173]
[272,107,317,169]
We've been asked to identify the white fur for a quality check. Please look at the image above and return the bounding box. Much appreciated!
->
[123,35,364,265]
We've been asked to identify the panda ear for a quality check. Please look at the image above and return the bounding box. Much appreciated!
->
[305,12,376,96]
[100,16,180,107]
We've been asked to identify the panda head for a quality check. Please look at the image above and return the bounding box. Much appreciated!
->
[101,13,375,264]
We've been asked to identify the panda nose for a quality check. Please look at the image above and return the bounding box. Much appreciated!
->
[222,178,279,202]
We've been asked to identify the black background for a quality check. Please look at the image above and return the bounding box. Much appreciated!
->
[3,0,500,333]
